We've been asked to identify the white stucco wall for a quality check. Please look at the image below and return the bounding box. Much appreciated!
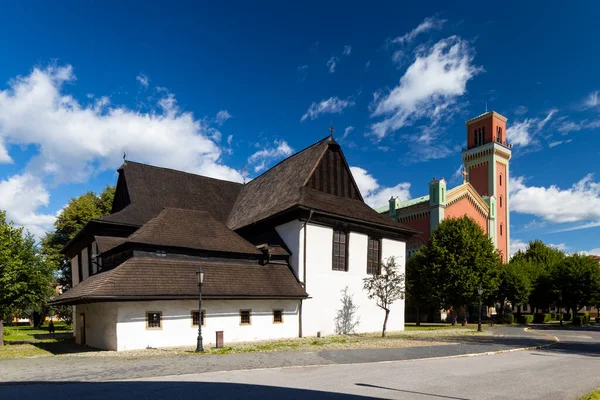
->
[278,221,406,337]
[275,220,304,280]
[81,247,89,281]
[71,256,79,287]
[114,299,300,351]
[75,303,118,350]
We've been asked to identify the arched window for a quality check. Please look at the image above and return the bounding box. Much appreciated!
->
[500,195,503,208]
[500,223,503,236]
[496,126,502,142]
[499,174,503,186]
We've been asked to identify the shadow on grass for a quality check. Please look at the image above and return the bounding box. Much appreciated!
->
[30,338,104,355]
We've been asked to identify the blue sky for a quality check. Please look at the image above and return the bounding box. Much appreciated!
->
[0,1,599,255]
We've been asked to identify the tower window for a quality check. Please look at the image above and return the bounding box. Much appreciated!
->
[500,224,503,236]
[496,126,502,143]
[500,195,503,208]
[500,174,503,186]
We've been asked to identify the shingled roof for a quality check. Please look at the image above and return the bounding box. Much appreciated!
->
[125,208,261,255]
[100,161,242,226]
[49,257,307,305]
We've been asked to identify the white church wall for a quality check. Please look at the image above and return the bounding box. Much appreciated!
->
[75,303,118,350]
[71,256,79,287]
[275,220,304,280]
[81,247,89,281]
[114,299,299,351]
[300,222,406,337]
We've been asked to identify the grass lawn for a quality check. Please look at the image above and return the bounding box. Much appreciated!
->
[0,343,53,358]
[1,322,74,359]
[580,389,600,400]
[3,322,72,342]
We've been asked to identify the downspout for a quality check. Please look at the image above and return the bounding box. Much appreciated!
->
[299,209,314,338]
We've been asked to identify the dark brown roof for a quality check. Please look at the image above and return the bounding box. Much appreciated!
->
[100,161,242,226]
[227,137,330,230]
[126,208,261,255]
[49,257,307,305]
[94,236,126,254]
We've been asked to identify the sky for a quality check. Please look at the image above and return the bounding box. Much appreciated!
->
[0,1,599,256]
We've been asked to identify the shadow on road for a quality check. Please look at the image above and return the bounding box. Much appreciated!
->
[356,383,470,399]
[0,381,379,399]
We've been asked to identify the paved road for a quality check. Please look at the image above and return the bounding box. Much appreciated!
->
[1,327,598,399]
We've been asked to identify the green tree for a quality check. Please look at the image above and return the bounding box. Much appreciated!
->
[40,185,115,291]
[405,249,437,326]
[496,259,532,317]
[363,256,405,337]
[0,212,54,345]
[420,216,502,324]
[552,254,600,316]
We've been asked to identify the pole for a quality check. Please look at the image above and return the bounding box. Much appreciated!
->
[559,296,563,327]
[477,294,482,332]
[196,281,204,352]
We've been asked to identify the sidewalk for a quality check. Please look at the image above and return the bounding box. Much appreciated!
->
[0,326,554,383]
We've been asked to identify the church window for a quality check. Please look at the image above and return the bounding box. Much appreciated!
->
[240,310,251,325]
[367,237,381,274]
[332,230,348,271]
[192,310,205,327]
[500,174,503,186]
[146,312,162,329]
[273,309,283,324]
[500,224,503,236]
[496,126,502,142]
[499,195,503,208]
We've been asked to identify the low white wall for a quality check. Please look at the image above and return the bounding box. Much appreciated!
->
[75,303,118,350]
[275,220,304,280]
[300,223,406,337]
[115,299,300,351]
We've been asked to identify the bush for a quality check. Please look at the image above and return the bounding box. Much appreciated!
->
[498,314,514,324]
[563,313,573,321]
[533,313,552,324]
[518,314,534,324]
[573,316,585,326]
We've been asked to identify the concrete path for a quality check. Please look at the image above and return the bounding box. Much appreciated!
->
[0,326,551,382]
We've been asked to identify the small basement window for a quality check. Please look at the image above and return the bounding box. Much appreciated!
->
[146,312,162,329]
[240,310,251,325]
[192,310,205,327]
[273,310,283,324]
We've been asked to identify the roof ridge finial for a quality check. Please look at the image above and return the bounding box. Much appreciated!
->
[329,121,335,136]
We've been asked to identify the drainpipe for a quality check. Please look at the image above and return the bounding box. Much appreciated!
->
[299,209,313,338]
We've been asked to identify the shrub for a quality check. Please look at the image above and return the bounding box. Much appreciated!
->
[533,313,552,323]
[573,316,585,326]
[499,314,514,324]
[563,313,573,321]
[518,314,534,324]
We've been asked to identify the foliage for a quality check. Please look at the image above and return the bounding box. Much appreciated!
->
[572,316,587,326]
[405,249,437,325]
[499,314,514,324]
[334,286,360,335]
[0,211,55,345]
[417,217,502,314]
[50,305,73,325]
[533,313,552,323]
[563,313,573,321]
[363,256,405,337]
[496,259,532,315]
[552,254,600,315]
[40,185,115,290]
[518,314,534,324]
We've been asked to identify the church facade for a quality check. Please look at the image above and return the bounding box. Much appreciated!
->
[377,111,512,263]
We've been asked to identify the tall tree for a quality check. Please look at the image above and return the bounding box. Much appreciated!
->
[496,259,532,316]
[0,212,54,345]
[40,185,115,291]
[363,256,405,337]
[420,216,502,323]
[405,249,437,325]
[552,254,600,316]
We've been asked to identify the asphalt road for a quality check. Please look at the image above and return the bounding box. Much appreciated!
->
[1,327,599,399]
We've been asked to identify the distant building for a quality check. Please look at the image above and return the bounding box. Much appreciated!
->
[50,136,417,351]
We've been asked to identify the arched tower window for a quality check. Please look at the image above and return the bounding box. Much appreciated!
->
[499,195,503,208]
[500,223,503,236]
[499,174,503,186]
[496,126,502,143]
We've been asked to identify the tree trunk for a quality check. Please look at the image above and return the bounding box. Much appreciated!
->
[0,318,4,347]
[416,305,421,326]
[382,309,390,337]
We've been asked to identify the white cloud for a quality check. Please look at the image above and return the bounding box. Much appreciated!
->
[548,139,572,148]
[350,166,411,207]
[248,140,293,173]
[343,45,352,56]
[391,16,446,45]
[514,105,528,115]
[557,119,600,134]
[326,56,337,73]
[342,126,354,140]
[506,109,557,148]
[584,90,599,109]
[136,73,149,88]
[0,174,56,238]
[297,65,308,81]
[581,248,600,256]
[370,36,481,140]
[0,65,242,184]
[301,96,355,122]
[510,239,529,257]
[215,109,232,125]
[510,174,600,231]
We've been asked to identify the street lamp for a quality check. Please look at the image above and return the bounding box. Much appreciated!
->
[477,285,483,332]
[559,292,563,327]
[196,268,205,352]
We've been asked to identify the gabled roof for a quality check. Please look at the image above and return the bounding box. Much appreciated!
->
[227,136,332,230]
[125,208,261,255]
[100,161,242,226]
[49,257,308,305]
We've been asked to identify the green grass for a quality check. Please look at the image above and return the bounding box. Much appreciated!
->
[405,324,465,331]
[3,322,71,342]
[0,343,53,358]
[580,389,600,400]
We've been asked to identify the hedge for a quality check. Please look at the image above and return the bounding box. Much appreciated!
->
[518,314,534,324]
[533,313,552,323]
[550,313,557,321]
[498,314,514,324]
